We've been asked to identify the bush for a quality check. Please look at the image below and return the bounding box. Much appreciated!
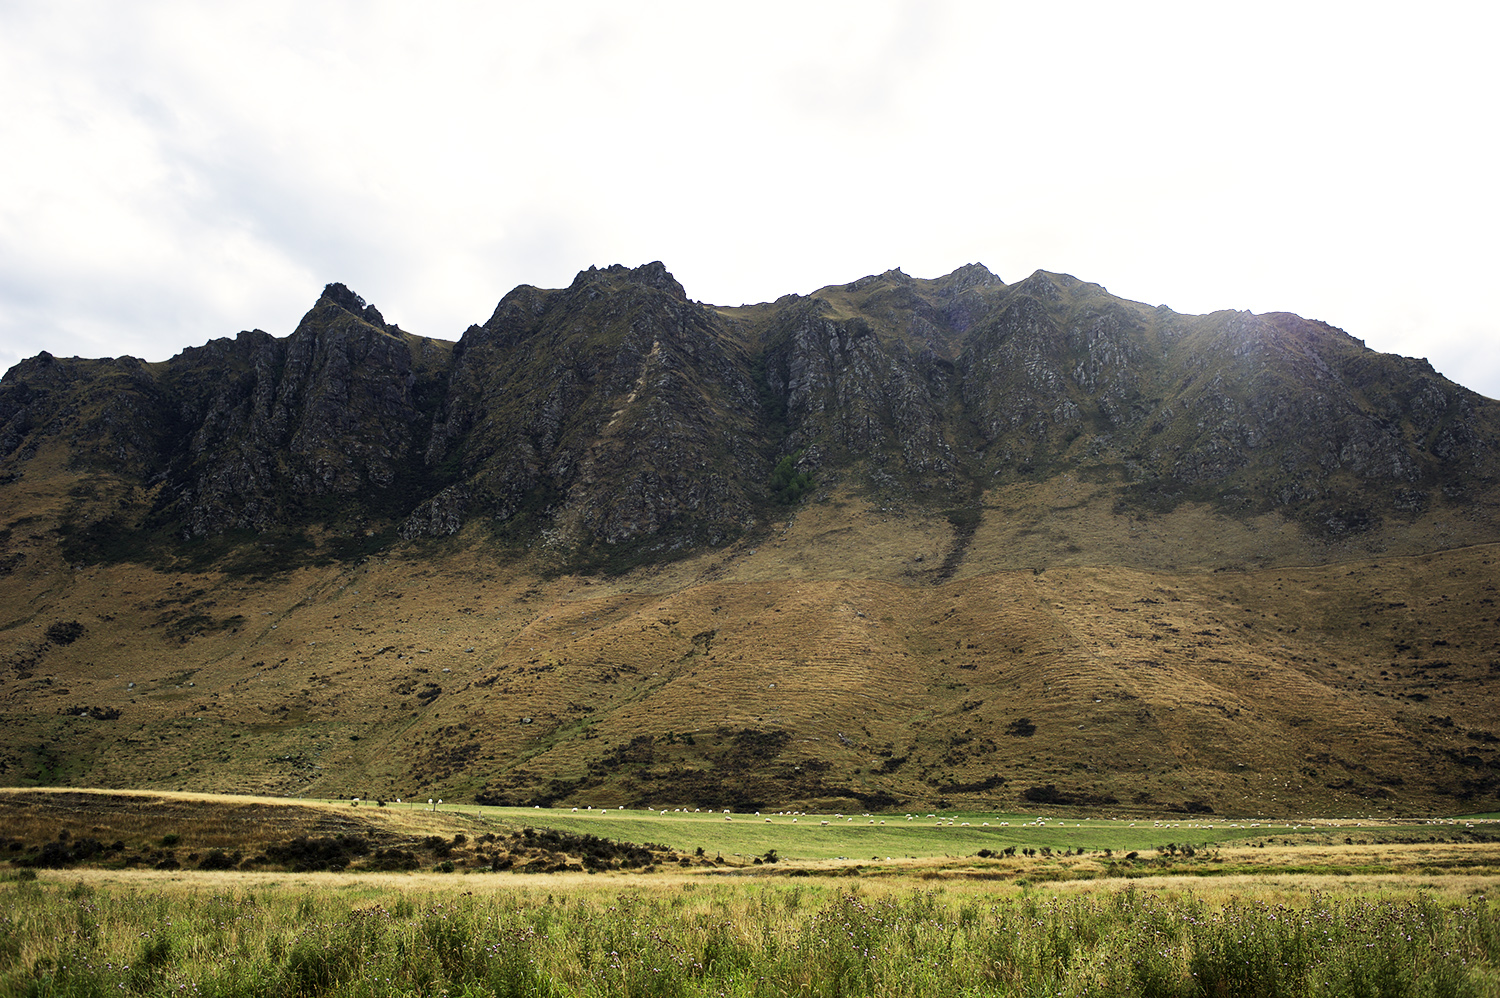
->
[366,848,420,871]
[770,452,815,504]
[263,835,371,872]
[1005,717,1037,737]
[197,850,238,871]
[13,837,104,868]
[1024,784,1070,804]
[45,621,85,645]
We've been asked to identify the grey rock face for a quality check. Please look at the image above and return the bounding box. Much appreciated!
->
[165,286,439,535]
[2,263,1495,566]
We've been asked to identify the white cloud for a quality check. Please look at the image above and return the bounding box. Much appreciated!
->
[0,0,1496,398]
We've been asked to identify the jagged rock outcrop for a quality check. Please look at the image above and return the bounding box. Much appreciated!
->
[403,263,767,558]
[0,352,174,476]
[156,284,452,535]
[1,262,1496,570]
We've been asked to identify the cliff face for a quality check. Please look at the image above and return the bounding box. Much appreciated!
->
[160,284,451,536]
[1,263,1497,571]
[403,263,766,561]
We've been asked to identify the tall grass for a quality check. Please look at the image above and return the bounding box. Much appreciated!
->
[3,878,1497,997]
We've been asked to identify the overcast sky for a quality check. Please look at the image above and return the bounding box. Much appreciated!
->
[2,0,1497,399]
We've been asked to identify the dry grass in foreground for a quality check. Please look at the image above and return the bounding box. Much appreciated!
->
[6,870,1500,997]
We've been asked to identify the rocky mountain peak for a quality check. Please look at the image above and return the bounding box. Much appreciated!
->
[939,262,1002,292]
[319,282,390,329]
[568,261,687,300]
[320,281,366,311]
[1010,269,1066,302]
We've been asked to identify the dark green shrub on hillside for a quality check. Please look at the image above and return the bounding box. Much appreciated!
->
[264,834,370,872]
[771,452,814,504]
[45,621,85,645]
[197,850,238,871]
[768,456,816,507]
[13,836,104,868]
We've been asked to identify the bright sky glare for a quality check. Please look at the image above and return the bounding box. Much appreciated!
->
[2,0,1497,399]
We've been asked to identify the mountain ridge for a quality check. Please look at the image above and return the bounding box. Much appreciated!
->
[6,261,1492,566]
[1,262,1497,815]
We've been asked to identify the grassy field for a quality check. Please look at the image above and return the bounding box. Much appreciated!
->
[6,871,1500,996]
[446,803,1438,854]
[6,790,1500,995]
[5,787,1500,880]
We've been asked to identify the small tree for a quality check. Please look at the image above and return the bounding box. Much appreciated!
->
[770,452,814,504]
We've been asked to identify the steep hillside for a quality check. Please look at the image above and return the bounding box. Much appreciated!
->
[1,263,1497,815]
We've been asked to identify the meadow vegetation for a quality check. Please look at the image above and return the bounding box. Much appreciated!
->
[4,874,1499,997]
[7,789,1499,880]
[6,791,1500,995]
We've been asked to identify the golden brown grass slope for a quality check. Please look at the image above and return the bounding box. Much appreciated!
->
[2,470,1498,816]
[0,787,703,874]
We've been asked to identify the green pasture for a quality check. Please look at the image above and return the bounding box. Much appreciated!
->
[349,800,1462,862]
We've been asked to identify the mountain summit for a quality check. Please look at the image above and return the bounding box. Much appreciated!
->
[5,262,1493,569]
